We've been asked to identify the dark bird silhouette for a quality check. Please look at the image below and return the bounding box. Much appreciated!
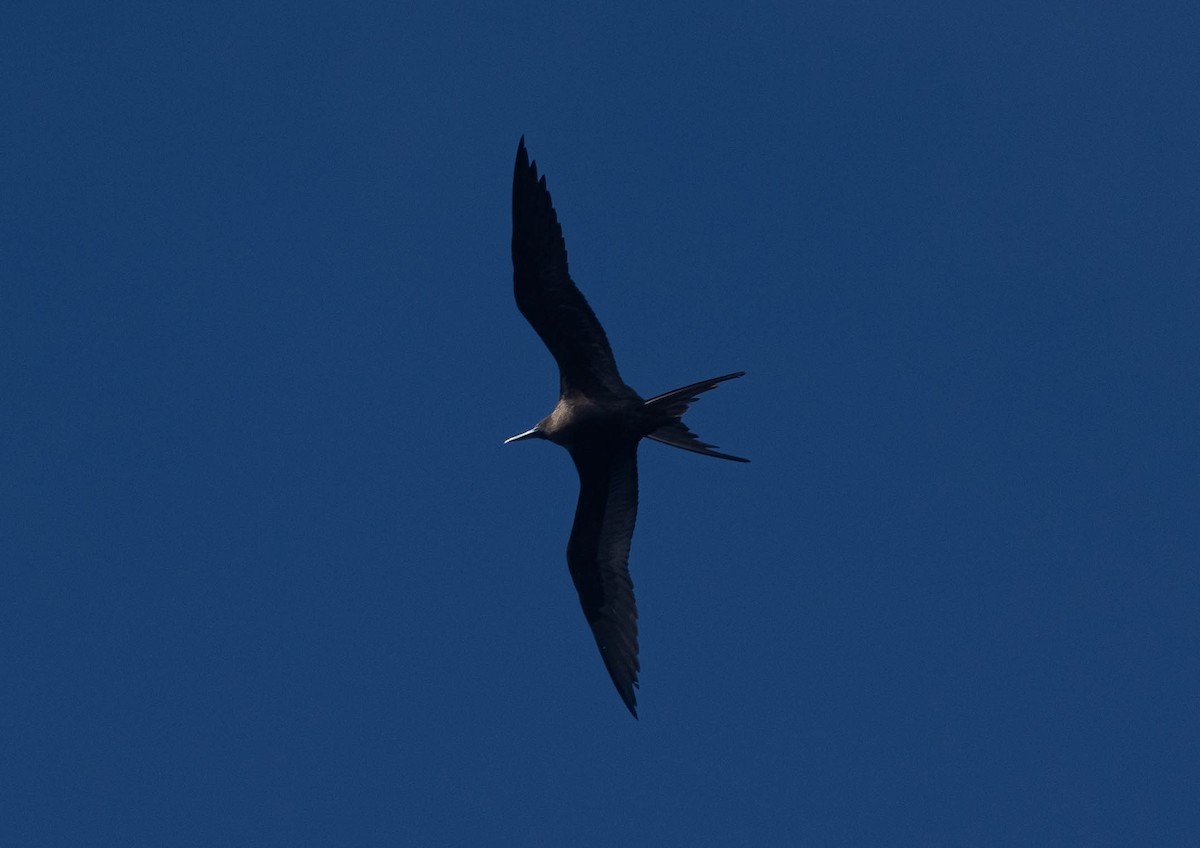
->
[506,137,748,718]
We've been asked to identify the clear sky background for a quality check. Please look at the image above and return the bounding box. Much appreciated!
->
[3,2,1197,845]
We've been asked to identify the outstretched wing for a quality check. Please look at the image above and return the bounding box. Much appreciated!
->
[566,440,641,717]
[512,137,626,398]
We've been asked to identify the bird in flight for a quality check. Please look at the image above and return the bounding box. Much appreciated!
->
[506,137,748,718]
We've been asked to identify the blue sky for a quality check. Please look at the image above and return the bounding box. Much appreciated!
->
[3,2,1197,845]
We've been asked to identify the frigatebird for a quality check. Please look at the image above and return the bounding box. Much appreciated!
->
[506,137,747,718]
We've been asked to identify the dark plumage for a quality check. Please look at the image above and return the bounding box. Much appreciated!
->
[506,137,747,717]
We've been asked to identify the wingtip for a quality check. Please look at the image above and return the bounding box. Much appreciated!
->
[621,688,639,719]
[515,137,529,169]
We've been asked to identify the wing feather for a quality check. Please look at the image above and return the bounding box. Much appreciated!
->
[566,440,641,717]
[512,138,626,397]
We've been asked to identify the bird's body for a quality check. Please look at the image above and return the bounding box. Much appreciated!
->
[536,390,644,449]
[507,137,746,717]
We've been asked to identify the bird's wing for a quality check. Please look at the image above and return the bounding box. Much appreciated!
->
[512,137,626,398]
[566,440,641,717]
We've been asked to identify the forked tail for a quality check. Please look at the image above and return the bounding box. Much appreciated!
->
[643,371,749,462]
